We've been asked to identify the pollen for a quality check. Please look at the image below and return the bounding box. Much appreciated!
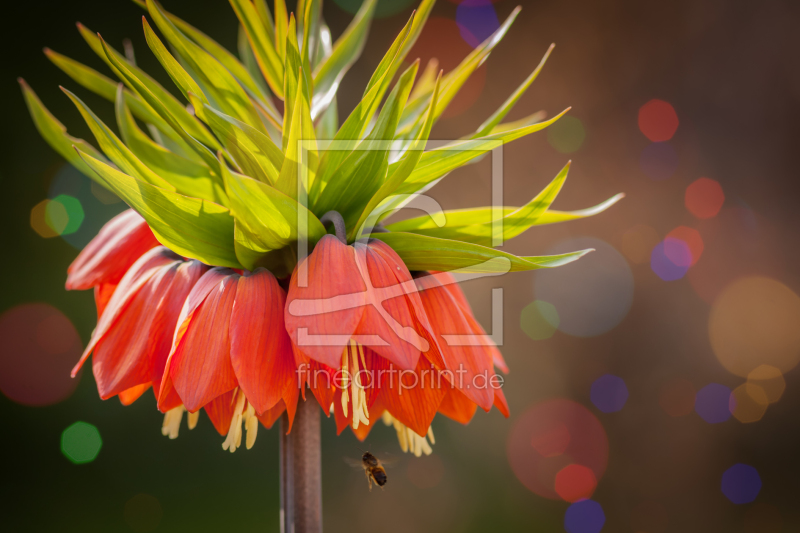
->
[382,411,435,457]
[162,405,185,440]
[341,340,370,430]
[222,388,258,453]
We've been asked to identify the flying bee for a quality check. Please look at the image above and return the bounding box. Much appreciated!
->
[346,451,390,491]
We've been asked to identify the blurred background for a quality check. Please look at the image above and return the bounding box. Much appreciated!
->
[2,0,799,531]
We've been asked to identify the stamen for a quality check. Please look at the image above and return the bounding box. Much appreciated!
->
[244,404,258,450]
[161,405,185,439]
[341,340,369,430]
[187,410,199,430]
[382,412,434,456]
[222,389,247,453]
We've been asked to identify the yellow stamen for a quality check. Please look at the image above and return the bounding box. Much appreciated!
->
[161,405,185,439]
[222,389,247,453]
[382,412,434,457]
[244,404,258,450]
[187,410,199,430]
[341,340,369,430]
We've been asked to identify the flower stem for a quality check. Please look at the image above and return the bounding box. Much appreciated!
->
[319,211,347,244]
[280,398,322,533]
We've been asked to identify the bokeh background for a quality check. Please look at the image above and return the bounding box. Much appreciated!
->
[2,0,800,531]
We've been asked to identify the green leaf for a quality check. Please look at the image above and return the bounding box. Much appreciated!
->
[388,192,626,234]
[142,17,205,103]
[146,0,265,133]
[99,35,222,171]
[474,44,554,137]
[315,95,338,140]
[386,161,571,246]
[19,79,109,182]
[219,155,326,257]
[188,93,283,185]
[282,15,302,152]
[115,85,226,204]
[275,0,288,63]
[310,14,415,201]
[372,232,593,273]
[353,72,441,240]
[396,108,571,197]
[44,48,179,143]
[399,6,521,133]
[62,87,175,191]
[76,149,240,268]
[77,23,221,152]
[313,60,419,228]
[312,0,376,118]
[252,0,276,44]
[231,0,284,99]
[275,70,317,200]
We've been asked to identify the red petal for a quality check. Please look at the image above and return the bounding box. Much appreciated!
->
[282,375,300,433]
[438,386,478,425]
[379,353,446,437]
[257,400,286,430]
[166,268,239,412]
[415,273,495,411]
[94,283,116,318]
[352,398,382,442]
[72,247,179,377]
[285,235,366,368]
[230,269,295,415]
[204,390,236,435]
[118,382,151,406]
[67,209,159,290]
[493,385,510,418]
[350,242,422,370]
[294,350,335,416]
[434,271,509,373]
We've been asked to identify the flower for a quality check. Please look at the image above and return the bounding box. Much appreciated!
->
[22,0,622,455]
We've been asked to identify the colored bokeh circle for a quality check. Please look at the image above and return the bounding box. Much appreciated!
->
[564,499,606,533]
[0,303,82,406]
[694,383,732,424]
[507,399,608,500]
[61,421,103,464]
[746,365,785,404]
[520,300,559,340]
[729,383,768,423]
[638,99,679,142]
[665,226,703,266]
[685,178,724,219]
[555,464,598,502]
[456,0,499,48]
[547,116,586,154]
[650,239,690,281]
[721,464,762,504]
[709,276,800,377]
[590,374,628,413]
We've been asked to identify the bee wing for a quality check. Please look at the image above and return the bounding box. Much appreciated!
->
[378,454,399,467]
[343,457,363,468]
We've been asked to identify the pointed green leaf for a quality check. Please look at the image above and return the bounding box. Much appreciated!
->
[142,17,206,103]
[19,79,109,181]
[399,6,521,133]
[189,93,283,185]
[146,0,265,133]
[115,86,226,204]
[353,72,441,240]
[99,35,222,171]
[77,23,221,152]
[275,69,317,199]
[62,87,175,191]
[282,15,302,152]
[386,162,571,246]
[312,0,376,117]
[231,0,284,99]
[219,155,326,254]
[372,232,593,273]
[252,0,276,43]
[275,0,288,62]
[313,61,418,228]
[474,44,554,137]
[533,194,626,225]
[76,149,240,268]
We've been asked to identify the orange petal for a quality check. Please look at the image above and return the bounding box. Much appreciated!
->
[379,353,446,437]
[167,268,239,412]
[438,386,478,425]
[204,390,236,435]
[285,235,366,368]
[257,400,286,430]
[293,345,335,415]
[493,385,510,418]
[415,273,495,411]
[94,283,116,318]
[230,269,295,415]
[351,242,422,370]
[67,209,159,290]
[72,247,179,377]
[118,382,151,406]
[282,375,300,433]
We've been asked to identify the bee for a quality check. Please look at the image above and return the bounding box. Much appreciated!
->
[346,451,389,491]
